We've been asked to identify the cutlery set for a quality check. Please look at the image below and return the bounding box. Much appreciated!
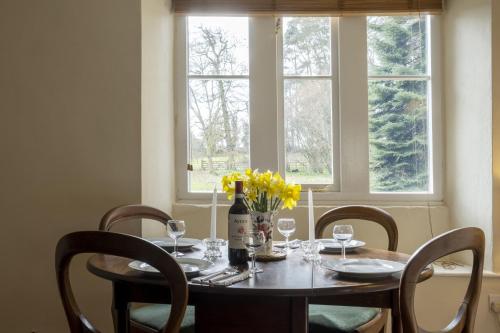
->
[191,268,250,286]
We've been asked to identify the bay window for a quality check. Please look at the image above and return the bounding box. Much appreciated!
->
[175,14,442,202]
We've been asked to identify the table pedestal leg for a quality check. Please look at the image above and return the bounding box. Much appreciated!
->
[195,295,308,333]
[291,297,308,333]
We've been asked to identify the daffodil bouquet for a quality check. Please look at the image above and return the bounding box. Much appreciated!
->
[221,168,301,212]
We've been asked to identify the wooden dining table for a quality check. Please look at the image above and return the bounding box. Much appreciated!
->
[87,244,432,333]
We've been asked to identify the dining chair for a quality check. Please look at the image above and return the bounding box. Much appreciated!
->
[100,204,195,333]
[99,204,172,231]
[309,205,398,333]
[55,231,188,333]
[400,227,485,333]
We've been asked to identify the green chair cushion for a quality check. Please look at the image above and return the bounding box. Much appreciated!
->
[309,305,379,333]
[130,304,195,333]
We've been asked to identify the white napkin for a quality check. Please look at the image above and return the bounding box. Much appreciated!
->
[190,269,229,285]
[212,270,250,286]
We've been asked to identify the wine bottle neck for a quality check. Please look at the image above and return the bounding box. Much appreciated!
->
[234,193,245,203]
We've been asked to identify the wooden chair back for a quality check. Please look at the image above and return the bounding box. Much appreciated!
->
[400,227,485,333]
[315,205,398,251]
[99,204,172,231]
[55,231,188,333]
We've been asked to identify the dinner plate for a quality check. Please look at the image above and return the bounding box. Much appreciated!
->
[319,239,366,252]
[128,258,213,277]
[321,258,405,278]
[146,237,201,250]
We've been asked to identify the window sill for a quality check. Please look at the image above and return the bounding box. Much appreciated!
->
[433,263,500,278]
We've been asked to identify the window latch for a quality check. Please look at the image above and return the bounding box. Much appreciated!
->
[187,164,193,171]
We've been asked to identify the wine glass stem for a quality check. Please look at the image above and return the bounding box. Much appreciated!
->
[285,236,289,250]
[341,241,346,260]
[252,253,256,271]
[174,238,178,257]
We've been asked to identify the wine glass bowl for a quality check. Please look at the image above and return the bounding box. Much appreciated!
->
[167,220,186,258]
[333,224,354,260]
[243,230,265,276]
[277,218,296,252]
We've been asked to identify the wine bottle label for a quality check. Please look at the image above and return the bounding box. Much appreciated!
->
[228,213,251,250]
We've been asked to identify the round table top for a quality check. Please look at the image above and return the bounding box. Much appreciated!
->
[87,245,432,297]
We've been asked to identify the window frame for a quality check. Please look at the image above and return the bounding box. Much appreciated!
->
[174,15,443,204]
[276,17,340,192]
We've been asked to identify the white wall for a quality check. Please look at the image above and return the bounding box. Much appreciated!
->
[141,0,176,237]
[444,0,494,269]
[0,0,142,332]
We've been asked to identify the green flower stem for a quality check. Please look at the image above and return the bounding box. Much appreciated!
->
[271,198,281,211]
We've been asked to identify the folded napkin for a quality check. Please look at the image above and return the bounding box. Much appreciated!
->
[190,269,230,285]
[191,269,250,286]
[212,270,250,286]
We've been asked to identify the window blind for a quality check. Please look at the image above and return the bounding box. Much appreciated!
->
[172,0,443,15]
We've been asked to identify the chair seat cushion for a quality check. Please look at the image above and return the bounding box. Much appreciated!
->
[309,305,379,333]
[130,304,195,333]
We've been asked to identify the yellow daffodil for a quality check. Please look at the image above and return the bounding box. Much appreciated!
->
[280,183,302,210]
[221,168,301,211]
[221,172,242,200]
[268,172,285,198]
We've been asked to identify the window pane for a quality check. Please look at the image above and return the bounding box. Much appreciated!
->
[189,79,250,192]
[188,17,249,76]
[367,16,427,76]
[368,80,429,192]
[284,79,333,185]
[283,17,331,76]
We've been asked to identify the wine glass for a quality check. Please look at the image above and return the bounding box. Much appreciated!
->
[333,224,354,260]
[277,218,296,252]
[167,220,186,258]
[242,230,265,277]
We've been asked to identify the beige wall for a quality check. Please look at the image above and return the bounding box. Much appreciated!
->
[444,0,494,269]
[141,0,176,237]
[1,0,500,332]
[174,204,450,255]
[0,0,141,332]
[492,0,500,272]
[415,274,500,332]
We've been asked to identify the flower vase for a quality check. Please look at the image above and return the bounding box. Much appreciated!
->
[250,211,276,255]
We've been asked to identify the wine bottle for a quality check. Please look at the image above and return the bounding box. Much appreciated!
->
[228,180,250,266]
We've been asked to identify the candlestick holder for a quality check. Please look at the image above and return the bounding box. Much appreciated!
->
[203,238,226,259]
[301,240,323,263]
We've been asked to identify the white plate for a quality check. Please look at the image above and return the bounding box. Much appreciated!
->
[146,237,201,250]
[128,258,213,277]
[319,239,366,252]
[321,258,405,278]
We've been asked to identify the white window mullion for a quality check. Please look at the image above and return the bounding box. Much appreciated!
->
[174,16,191,200]
[249,17,279,172]
[331,18,341,192]
[338,17,370,197]
[276,17,286,178]
[428,15,443,200]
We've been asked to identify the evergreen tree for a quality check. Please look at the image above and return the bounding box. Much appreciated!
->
[368,17,429,192]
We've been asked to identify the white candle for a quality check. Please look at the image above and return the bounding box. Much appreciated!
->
[210,187,217,241]
[308,188,315,242]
